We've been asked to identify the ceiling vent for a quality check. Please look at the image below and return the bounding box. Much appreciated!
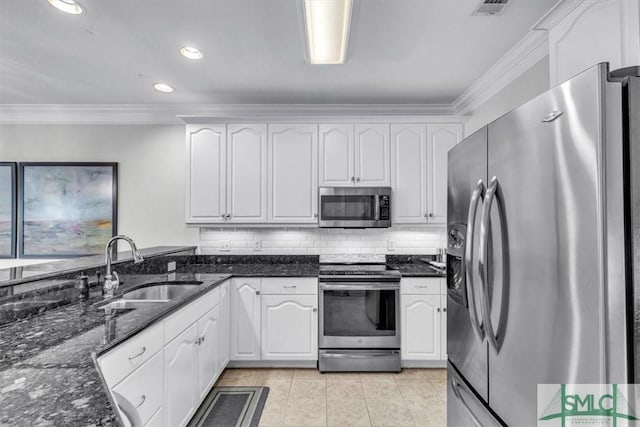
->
[472,0,510,16]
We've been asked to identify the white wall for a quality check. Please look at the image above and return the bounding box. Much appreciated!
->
[0,124,198,267]
[466,56,550,134]
[199,227,446,255]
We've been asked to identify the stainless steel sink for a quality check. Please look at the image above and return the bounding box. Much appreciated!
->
[122,281,203,301]
[97,299,162,311]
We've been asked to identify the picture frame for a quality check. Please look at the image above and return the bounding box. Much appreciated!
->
[0,162,17,259]
[18,162,118,258]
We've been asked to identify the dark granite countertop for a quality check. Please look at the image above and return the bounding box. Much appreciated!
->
[0,252,445,426]
[0,272,230,427]
[387,255,446,277]
[0,246,197,288]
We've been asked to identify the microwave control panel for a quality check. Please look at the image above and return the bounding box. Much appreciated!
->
[379,196,390,220]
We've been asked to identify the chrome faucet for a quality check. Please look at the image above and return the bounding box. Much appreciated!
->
[104,235,144,298]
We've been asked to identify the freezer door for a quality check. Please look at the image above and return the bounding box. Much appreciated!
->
[447,363,503,427]
[485,64,609,425]
[447,127,488,401]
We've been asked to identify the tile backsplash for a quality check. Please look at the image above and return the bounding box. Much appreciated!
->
[198,227,446,255]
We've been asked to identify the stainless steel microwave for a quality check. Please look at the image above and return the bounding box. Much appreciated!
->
[318,187,391,228]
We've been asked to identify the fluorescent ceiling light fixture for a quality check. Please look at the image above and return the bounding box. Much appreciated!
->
[304,0,352,64]
[153,83,174,93]
[48,0,84,14]
[180,46,204,60]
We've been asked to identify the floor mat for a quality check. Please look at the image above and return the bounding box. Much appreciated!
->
[188,386,270,427]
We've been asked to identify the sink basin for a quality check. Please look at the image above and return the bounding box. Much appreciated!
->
[122,281,203,302]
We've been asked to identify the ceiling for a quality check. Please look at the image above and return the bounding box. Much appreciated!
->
[0,0,559,106]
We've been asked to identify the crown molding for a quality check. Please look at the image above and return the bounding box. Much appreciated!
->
[0,103,458,125]
[532,0,586,30]
[452,30,550,116]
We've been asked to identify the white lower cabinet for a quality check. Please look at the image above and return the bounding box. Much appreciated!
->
[400,278,447,362]
[230,278,262,361]
[164,323,199,427]
[230,277,319,363]
[261,294,318,360]
[98,281,230,427]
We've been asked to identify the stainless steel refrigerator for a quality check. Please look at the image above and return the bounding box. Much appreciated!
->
[446,62,640,425]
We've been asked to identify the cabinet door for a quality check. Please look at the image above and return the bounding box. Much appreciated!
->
[391,124,427,224]
[441,294,447,360]
[401,294,441,361]
[261,294,318,360]
[268,124,318,223]
[197,306,219,402]
[218,281,231,370]
[230,278,262,360]
[164,323,198,427]
[227,124,268,223]
[186,124,226,223]
[355,124,390,186]
[426,123,463,223]
[319,124,354,186]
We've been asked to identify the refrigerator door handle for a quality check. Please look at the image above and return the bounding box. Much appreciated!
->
[465,179,486,341]
[479,176,509,353]
[450,377,484,427]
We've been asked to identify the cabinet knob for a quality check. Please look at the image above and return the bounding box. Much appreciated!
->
[256,291,260,295]
[429,213,434,217]
[226,214,232,219]
[424,213,428,218]
[313,308,317,312]
[351,177,355,182]
[437,307,441,312]
[356,177,361,182]
[314,213,318,218]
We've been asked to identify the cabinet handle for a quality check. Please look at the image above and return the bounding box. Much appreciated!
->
[356,177,361,182]
[351,177,355,182]
[256,291,260,295]
[415,285,429,289]
[429,213,434,217]
[437,307,441,312]
[226,214,232,219]
[135,395,146,408]
[283,285,297,289]
[201,336,206,343]
[313,308,318,312]
[443,307,447,312]
[128,347,146,360]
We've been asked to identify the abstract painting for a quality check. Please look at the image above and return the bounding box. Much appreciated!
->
[19,163,117,257]
[0,163,16,258]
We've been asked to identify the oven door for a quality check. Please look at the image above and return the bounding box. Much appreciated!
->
[319,282,400,348]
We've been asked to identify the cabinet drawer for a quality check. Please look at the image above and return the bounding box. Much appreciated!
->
[401,278,441,295]
[261,278,318,295]
[164,287,220,342]
[112,350,164,426]
[100,321,163,387]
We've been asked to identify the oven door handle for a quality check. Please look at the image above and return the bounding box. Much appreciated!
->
[320,283,400,291]
[321,352,398,359]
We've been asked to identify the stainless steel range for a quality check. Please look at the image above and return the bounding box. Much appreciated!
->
[318,255,401,372]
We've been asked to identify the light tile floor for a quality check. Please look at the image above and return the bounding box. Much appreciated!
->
[214,368,447,427]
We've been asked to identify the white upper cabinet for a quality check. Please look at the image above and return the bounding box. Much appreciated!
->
[268,124,318,223]
[355,124,391,186]
[426,123,463,224]
[186,124,267,224]
[227,124,268,223]
[319,124,354,187]
[186,125,226,223]
[391,124,427,224]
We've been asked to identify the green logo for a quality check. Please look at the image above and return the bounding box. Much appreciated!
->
[539,384,638,426]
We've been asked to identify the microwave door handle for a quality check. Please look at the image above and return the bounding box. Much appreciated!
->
[374,196,380,221]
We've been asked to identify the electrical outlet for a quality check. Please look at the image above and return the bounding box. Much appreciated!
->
[388,240,396,251]
[167,261,176,272]
[253,240,262,251]
[221,240,231,251]
[168,272,176,281]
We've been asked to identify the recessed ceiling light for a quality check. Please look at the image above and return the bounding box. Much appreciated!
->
[180,46,204,60]
[48,0,84,15]
[304,0,353,64]
[153,83,174,93]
